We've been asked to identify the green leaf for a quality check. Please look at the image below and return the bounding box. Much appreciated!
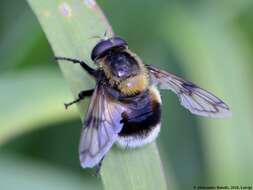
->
[0,153,102,190]
[0,68,78,144]
[161,4,253,184]
[0,9,42,70]
[27,0,167,189]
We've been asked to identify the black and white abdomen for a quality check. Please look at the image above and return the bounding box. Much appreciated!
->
[116,86,162,148]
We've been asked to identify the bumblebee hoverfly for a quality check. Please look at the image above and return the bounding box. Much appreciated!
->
[55,37,231,173]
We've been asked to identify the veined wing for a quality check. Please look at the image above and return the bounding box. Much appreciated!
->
[79,83,126,168]
[147,65,231,118]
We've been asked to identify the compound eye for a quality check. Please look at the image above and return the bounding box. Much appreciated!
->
[91,37,128,61]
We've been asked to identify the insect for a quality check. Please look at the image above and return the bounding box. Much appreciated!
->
[55,37,231,174]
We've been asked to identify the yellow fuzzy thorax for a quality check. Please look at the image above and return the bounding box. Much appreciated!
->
[100,50,149,95]
[118,72,149,95]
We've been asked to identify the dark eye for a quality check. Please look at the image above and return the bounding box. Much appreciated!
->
[91,37,128,61]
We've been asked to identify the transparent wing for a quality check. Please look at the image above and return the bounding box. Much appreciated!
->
[147,65,231,118]
[79,84,126,168]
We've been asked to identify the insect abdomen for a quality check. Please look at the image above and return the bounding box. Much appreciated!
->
[116,86,162,148]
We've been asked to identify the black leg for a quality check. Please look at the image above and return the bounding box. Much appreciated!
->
[55,56,97,77]
[64,89,94,109]
[93,157,104,177]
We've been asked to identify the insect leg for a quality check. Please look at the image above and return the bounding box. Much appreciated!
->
[55,56,97,77]
[93,157,104,177]
[64,89,94,109]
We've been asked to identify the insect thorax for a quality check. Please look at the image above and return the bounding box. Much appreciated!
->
[100,50,149,95]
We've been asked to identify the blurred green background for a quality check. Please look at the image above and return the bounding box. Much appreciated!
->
[1,0,253,189]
